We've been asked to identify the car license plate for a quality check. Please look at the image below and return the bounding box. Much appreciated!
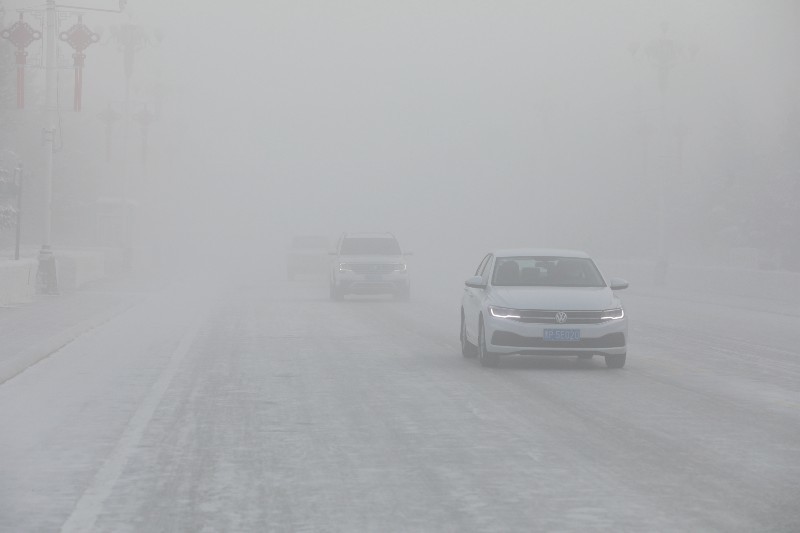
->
[543,329,581,341]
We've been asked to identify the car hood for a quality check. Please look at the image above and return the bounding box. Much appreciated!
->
[489,286,619,311]
[335,255,404,263]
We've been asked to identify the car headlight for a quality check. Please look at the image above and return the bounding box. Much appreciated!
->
[338,263,352,272]
[489,306,521,319]
[393,263,407,272]
[600,308,625,320]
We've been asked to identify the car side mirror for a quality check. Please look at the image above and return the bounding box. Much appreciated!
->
[609,278,629,291]
[465,276,487,289]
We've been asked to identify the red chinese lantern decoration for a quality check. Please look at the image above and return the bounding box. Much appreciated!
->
[0,14,42,109]
[60,15,99,112]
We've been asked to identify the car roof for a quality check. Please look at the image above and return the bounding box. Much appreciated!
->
[492,248,591,259]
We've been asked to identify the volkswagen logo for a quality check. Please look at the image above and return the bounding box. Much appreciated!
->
[555,311,568,324]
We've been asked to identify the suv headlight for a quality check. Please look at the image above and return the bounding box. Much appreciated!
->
[600,308,625,320]
[338,263,352,272]
[489,306,521,319]
[393,263,407,272]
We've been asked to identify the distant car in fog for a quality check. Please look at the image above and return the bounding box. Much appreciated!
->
[286,235,330,280]
[460,249,629,368]
[329,232,411,301]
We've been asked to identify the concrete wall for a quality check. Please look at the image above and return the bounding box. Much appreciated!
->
[101,247,125,276]
[55,250,107,292]
[0,259,36,304]
[0,248,115,304]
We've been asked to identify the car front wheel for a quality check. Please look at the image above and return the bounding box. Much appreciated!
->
[330,282,344,301]
[605,353,626,369]
[460,312,477,358]
[478,319,499,367]
[394,285,410,301]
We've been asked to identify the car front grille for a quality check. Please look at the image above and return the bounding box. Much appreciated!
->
[516,310,606,324]
[344,263,401,274]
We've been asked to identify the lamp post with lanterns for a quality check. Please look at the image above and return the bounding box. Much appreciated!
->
[106,20,163,267]
[0,0,125,293]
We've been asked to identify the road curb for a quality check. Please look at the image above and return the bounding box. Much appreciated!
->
[0,299,141,386]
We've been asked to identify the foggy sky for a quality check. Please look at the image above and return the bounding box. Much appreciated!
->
[4,0,799,264]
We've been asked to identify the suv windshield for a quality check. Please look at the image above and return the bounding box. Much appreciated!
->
[492,256,606,287]
[340,237,401,255]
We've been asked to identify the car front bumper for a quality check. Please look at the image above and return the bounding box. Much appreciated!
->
[485,314,627,356]
[334,271,409,295]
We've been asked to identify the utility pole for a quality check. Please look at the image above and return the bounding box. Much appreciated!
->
[134,104,155,170]
[36,0,58,293]
[113,22,146,268]
[14,163,23,261]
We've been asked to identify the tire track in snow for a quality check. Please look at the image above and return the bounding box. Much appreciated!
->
[60,308,207,533]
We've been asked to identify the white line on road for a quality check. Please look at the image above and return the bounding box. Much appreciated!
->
[60,309,207,533]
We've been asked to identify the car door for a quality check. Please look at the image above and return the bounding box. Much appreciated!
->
[463,254,493,343]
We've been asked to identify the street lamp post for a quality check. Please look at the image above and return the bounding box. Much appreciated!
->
[37,0,59,293]
[133,104,155,170]
[113,22,147,170]
[631,24,695,285]
[98,102,120,161]
[647,28,677,285]
[111,22,147,268]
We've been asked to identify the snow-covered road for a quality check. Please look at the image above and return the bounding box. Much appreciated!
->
[1,276,799,532]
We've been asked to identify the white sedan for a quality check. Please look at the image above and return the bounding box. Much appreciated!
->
[460,249,629,368]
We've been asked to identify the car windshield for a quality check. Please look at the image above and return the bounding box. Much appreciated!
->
[340,237,401,255]
[291,236,328,249]
[492,256,606,287]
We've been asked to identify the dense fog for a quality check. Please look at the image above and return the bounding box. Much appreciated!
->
[3,3,800,531]
[2,0,799,275]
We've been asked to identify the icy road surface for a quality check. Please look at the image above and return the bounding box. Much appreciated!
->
[1,276,799,532]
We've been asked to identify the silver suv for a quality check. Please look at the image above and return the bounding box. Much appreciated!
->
[329,233,411,301]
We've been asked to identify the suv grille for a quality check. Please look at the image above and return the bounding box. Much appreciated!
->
[343,263,402,274]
